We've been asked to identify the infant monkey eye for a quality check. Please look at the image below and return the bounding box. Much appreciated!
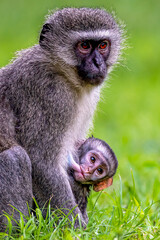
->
[97,168,103,174]
[90,156,96,163]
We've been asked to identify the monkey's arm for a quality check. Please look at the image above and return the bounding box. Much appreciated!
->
[0,146,33,231]
[0,96,33,231]
[0,96,17,152]
[33,162,86,227]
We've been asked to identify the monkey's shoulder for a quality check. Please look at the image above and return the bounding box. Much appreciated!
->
[0,45,76,107]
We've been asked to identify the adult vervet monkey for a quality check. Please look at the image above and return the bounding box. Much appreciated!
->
[0,8,123,229]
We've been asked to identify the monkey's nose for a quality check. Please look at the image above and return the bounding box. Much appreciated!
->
[93,51,103,68]
[86,167,93,174]
[81,165,92,173]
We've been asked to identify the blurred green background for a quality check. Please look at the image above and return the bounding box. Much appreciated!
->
[0,0,160,204]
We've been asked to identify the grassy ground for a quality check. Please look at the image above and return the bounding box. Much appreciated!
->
[0,0,160,239]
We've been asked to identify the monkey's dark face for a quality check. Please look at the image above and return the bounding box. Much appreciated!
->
[39,8,122,88]
[74,150,109,183]
[75,39,110,85]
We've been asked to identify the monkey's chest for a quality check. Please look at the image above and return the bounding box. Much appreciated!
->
[69,88,100,140]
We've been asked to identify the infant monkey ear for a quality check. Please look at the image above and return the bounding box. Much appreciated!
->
[93,177,113,192]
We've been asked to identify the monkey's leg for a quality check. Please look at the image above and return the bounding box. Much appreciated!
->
[0,146,33,231]
[33,163,86,228]
[78,201,89,224]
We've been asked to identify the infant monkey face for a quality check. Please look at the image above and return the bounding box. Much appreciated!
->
[74,150,109,183]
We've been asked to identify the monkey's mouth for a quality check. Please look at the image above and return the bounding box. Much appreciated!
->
[80,72,106,85]
[77,65,107,85]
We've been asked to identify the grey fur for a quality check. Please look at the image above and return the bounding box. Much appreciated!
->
[0,8,122,229]
[0,146,32,231]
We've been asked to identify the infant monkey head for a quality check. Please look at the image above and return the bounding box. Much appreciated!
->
[71,137,118,192]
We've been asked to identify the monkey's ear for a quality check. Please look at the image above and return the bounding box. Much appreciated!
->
[39,23,52,47]
[93,177,113,192]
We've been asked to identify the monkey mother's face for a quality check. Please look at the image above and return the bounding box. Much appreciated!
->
[75,39,110,85]
[39,8,122,86]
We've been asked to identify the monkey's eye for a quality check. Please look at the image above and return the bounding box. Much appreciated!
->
[90,156,96,163]
[97,168,103,175]
[78,41,91,54]
[81,41,90,49]
[98,40,109,52]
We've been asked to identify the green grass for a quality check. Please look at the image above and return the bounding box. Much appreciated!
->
[1,175,160,239]
[0,0,160,239]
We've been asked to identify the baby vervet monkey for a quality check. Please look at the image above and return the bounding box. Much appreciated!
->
[68,137,118,222]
